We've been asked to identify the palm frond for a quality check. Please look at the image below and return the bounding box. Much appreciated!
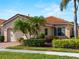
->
[60,0,71,11]
[77,0,79,3]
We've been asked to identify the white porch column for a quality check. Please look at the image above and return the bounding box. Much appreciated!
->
[48,27,52,36]
[65,25,71,38]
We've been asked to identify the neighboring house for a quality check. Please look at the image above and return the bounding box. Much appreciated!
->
[0,19,5,35]
[0,14,79,42]
[0,19,5,24]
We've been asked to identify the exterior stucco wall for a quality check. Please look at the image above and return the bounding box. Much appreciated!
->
[40,26,54,36]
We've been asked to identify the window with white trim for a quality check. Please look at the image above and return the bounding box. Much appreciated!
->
[54,27,65,36]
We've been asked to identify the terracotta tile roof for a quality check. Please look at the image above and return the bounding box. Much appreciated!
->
[0,19,5,24]
[46,16,70,24]
[3,14,30,25]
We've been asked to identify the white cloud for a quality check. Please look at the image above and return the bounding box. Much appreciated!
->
[35,2,60,15]
[42,3,61,16]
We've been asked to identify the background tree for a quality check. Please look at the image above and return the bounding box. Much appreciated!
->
[60,0,79,39]
[30,16,45,38]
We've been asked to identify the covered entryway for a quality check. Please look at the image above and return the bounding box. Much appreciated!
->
[7,28,16,42]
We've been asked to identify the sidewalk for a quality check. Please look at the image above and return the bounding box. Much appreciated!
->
[0,49,79,58]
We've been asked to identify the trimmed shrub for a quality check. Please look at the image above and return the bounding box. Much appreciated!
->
[0,36,4,42]
[52,39,79,49]
[23,39,45,47]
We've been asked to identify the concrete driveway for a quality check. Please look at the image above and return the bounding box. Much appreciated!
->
[0,42,20,48]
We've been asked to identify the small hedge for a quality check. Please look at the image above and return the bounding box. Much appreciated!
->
[52,39,79,49]
[23,39,45,47]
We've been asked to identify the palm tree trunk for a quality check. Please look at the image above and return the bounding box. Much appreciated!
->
[24,34,28,39]
[73,0,78,39]
[36,30,39,39]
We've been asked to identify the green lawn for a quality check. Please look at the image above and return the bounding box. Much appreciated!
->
[7,45,79,53]
[0,52,78,59]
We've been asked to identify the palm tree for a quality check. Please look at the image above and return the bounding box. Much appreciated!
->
[13,19,30,39]
[26,20,35,39]
[60,0,79,39]
[30,16,45,38]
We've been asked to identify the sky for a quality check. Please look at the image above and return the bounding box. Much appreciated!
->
[0,0,79,23]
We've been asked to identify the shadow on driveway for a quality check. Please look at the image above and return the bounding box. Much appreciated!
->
[0,42,20,48]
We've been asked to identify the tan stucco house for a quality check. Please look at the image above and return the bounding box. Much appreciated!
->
[0,14,79,42]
